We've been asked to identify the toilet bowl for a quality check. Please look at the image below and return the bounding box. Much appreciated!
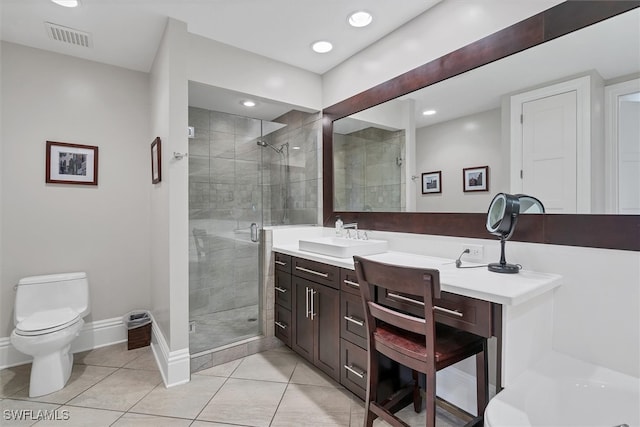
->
[10,272,90,397]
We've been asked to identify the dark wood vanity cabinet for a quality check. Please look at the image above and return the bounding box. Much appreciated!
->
[274,252,500,398]
[274,253,341,381]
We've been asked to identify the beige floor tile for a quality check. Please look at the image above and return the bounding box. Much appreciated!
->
[0,398,60,426]
[75,343,147,368]
[34,405,122,426]
[111,413,192,426]
[351,398,467,427]
[10,365,117,404]
[123,349,158,371]
[289,360,341,388]
[192,358,242,378]
[1,364,31,398]
[67,368,161,411]
[270,384,353,427]
[197,378,286,427]
[129,375,225,419]
[191,421,252,427]
[229,350,298,383]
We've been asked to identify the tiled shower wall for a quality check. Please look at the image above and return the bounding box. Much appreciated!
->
[334,127,405,212]
[188,107,321,351]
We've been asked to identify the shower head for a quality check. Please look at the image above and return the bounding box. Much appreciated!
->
[257,139,286,154]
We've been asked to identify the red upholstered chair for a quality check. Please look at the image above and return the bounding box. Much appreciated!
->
[353,256,489,427]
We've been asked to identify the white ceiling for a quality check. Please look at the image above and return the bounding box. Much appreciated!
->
[0,0,440,75]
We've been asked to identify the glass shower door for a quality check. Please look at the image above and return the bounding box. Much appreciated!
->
[188,108,265,354]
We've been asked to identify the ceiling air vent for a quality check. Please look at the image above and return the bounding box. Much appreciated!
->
[45,22,92,48]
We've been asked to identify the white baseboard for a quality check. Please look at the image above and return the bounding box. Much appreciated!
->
[149,319,190,388]
[0,317,127,370]
[437,366,497,416]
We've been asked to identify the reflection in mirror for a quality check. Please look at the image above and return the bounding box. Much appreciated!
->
[332,8,640,214]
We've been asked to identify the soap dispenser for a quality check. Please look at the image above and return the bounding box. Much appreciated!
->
[335,215,343,237]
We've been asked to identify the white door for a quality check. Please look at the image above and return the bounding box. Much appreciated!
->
[521,91,577,213]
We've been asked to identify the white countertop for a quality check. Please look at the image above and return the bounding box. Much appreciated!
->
[273,243,562,306]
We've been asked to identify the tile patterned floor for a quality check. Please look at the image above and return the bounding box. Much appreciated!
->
[1,343,467,426]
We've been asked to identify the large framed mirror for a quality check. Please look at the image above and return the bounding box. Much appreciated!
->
[323,1,640,251]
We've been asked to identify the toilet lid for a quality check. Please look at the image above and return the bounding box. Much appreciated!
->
[15,308,80,336]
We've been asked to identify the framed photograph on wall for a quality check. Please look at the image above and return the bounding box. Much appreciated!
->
[421,171,442,194]
[151,137,162,184]
[463,166,489,192]
[46,141,98,185]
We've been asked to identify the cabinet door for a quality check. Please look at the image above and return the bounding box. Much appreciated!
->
[314,283,341,381]
[291,277,314,363]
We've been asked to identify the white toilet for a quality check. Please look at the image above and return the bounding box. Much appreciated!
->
[10,272,90,397]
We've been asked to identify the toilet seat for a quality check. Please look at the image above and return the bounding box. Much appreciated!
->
[15,307,81,336]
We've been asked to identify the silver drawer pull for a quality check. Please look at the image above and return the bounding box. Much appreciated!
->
[434,306,464,318]
[388,292,424,306]
[275,286,287,293]
[275,260,287,266]
[344,364,366,379]
[387,293,464,318]
[344,315,364,327]
[295,266,329,278]
[275,321,287,329]
[344,279,360,288]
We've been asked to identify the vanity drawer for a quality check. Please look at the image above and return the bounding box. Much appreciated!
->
[340,338,367,400]
[292,257,340,289]
[378,290,493,338]
[274,252,291,274]
[274,270,292,310]
[340,269,361,296]
[274,305,291,347]
[340,291,367,349]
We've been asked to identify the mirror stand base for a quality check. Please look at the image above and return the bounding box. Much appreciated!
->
[488,263,520,274]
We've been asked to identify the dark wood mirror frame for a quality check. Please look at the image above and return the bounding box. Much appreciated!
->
[323,0,640,251]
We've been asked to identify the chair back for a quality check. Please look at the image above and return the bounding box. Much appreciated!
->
[353,256,441,352]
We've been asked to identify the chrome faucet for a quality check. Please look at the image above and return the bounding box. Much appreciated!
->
[343,223,358,239]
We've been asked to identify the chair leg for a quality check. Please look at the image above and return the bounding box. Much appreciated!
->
[475,341,489,416]
[425,371,436,427]
[412,370,422,412]
[364,349,380,427]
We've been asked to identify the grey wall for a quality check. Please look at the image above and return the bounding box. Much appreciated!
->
[1,42,152,337]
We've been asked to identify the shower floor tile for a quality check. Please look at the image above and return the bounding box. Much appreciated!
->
[189,304,260,354]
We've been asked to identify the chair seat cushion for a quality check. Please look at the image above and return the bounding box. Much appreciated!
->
[374,322,484,364]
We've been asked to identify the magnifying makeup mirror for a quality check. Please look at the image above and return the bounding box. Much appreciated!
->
[486,193,545,273]
[486,193,521,274]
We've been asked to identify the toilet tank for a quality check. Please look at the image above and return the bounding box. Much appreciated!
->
[14,272,90,325]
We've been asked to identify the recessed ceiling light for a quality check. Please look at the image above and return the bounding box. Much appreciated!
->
[242,100,256,107]
[422,109,437,116]
[311,41,333,54]
[349,11,373,28]
[51,0,80,7]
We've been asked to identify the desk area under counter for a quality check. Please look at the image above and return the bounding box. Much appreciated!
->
[270,231,562,415]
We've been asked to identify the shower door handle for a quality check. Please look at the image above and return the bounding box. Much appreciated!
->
[250,223,259,243]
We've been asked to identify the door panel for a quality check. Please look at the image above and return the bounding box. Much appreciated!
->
[522,90,577,213]
[291,277,313,362]
[314,284,341,381]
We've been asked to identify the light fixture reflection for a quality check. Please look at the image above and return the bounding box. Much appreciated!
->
[51,0,80,7]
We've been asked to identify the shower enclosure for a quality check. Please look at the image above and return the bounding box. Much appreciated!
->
[188,105,319,355]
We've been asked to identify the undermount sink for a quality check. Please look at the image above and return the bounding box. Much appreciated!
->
[298,236,388,258]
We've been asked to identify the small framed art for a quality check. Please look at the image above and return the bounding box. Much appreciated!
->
[463,166,489,192]
[421,171,441,194]
[151,137,162,184]
[46,141,98,185]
